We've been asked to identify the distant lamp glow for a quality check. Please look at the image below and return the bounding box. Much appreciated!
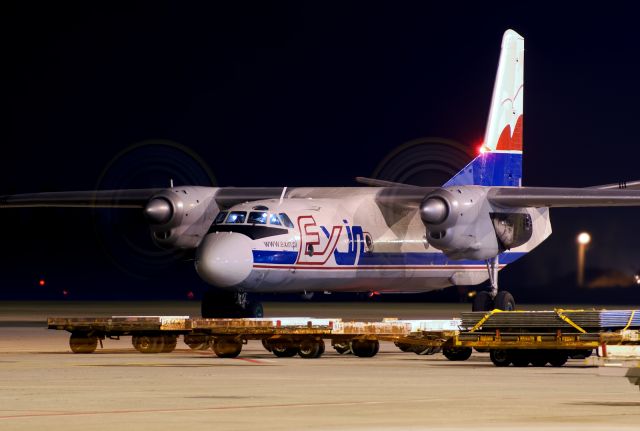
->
[38,279,46,287]
[576,232,591,287]
[635,274,640,285]
[577,232,591,245]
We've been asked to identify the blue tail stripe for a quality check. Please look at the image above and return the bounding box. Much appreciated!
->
[445,152,522,187]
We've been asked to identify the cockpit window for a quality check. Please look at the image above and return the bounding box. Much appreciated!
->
[213,211,228,224]
[248,211,268,225]
[269,214,282,226]
[226,211,247,224]
[279,213,294,229]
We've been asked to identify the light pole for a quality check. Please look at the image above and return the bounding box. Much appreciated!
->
[577,232,591,287]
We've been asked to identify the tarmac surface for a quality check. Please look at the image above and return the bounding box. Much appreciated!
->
[0,301,639,431]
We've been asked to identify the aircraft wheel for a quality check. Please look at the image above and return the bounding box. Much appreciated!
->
[212,338,243,358]
[69,333,98,354]
[494,291,516,311]
[246,301,264,318]
[351,340,379,358]
[472,291,494,312]
[161,334,178,353]
[333,342,352,354]
[133,335,164,353]
[298,339,324,359]
[489,349,511,367]
[443,347,472,361]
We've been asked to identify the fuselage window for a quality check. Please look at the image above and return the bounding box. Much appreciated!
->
[226,211,247,224]
[279,213,294,229]
[213,211,228,224]
[248,211,268,224]
[269,214,282,226]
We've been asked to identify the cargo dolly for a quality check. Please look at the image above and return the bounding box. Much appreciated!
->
[48,309,640,368]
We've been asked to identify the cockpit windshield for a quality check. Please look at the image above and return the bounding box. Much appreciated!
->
[248,211,268,224]
[269,214,281,226]
[226,211,247,224]
[216,209,294,229]
[213,211,228,224]
[279,213,294,228]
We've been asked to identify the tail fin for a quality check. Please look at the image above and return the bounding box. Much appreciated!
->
[445,29,524,187]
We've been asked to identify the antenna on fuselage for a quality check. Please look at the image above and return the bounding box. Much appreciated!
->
[169,178,174,188]
[279,186,287,205]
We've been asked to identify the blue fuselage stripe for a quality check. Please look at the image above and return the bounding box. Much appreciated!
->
[252,250,526,266]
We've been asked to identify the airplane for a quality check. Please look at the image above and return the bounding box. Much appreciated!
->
[3,29,640,318]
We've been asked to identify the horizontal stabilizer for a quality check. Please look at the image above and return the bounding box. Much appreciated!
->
[488,187,640,208]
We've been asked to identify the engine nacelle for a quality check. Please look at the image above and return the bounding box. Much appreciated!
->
[143,186,219,249]
[420,186,532,260]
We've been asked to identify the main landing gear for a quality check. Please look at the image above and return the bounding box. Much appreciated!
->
[201,289,264,318]
[472,255,516,312]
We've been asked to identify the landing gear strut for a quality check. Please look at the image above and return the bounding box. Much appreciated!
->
[472,255,516,312]
[201,289,264,318]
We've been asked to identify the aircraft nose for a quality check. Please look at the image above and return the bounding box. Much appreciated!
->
[195,232,253,287]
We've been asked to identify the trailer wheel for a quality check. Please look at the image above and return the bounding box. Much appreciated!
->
[212,338,243,358]
[272,346,298,357]
[69,333,98,354]
[489,349,511,367]
[530,351,548,367]
[511,350,530,367]
[161,335,178,353]
[443,347,472,361]
[333,342,351,354]
[298,339,324,359]
[395,342,412,353]
[548,351,568,367]
[133,335,164,353]
[184,334,210,350]
[351,340,379,358]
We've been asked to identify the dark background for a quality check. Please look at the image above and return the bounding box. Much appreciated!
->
[2,2,639,302]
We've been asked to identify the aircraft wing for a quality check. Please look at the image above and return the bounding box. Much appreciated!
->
[488,187,640,208]
[588,180,640,190]
[0,189,163,208]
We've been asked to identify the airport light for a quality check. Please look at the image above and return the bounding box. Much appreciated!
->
[576,232,591,287]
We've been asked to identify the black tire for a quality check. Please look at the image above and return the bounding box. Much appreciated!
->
[246,302,264,318]
[489,349,511,367]
[395,342,413,353]
[184,334,211,350]
[472,291,494,312]
[201,289,243,318]
[333,342,352,354]
[511,350,530,367]
[443,347,472,361]
[272,346,298,357]
[569,349,592,359]
[212,338,243,358]
[69,333,98,354]
[530,351,548,367]
[548,351,568,367]
[494,291,516,311]
[261,338,273,352]
[298,339,323,359]
[161,335,177,353]
[132,335,165,353]
[351,340,379,358]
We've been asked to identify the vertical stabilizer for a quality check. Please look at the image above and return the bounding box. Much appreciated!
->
[445,29,524,187]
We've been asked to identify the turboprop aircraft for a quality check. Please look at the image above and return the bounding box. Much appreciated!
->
[3,29,640,317]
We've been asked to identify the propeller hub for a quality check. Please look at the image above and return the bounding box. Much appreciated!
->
[420,197,449,225]
[144,198,173,224]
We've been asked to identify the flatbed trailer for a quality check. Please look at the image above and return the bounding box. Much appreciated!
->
[47,309,640,367]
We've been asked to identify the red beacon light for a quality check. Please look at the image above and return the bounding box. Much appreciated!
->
[38,279,46,287]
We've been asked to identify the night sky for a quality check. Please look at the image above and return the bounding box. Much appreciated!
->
[2,2,639,299]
